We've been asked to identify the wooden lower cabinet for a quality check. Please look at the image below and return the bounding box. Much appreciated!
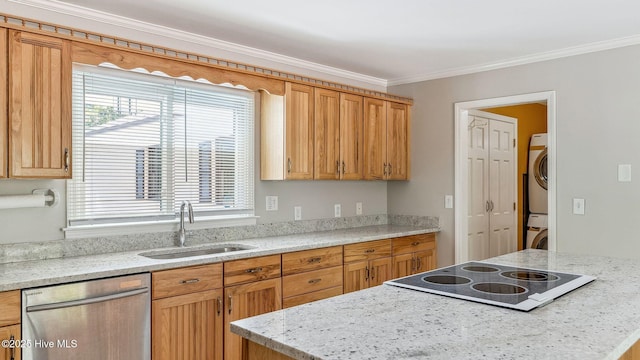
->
[343,257,392,293]
[0,324,20,360]
[152,289,224,360]
[391,234,437,278]
[243,340,294,360]
[620,339,640,360]
[224,277,282,360]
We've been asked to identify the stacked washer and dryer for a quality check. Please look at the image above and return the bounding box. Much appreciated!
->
[526,134,548,249]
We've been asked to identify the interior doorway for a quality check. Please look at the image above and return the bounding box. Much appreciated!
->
[454,91,556,264]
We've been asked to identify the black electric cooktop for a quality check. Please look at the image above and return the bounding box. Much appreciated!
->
[384,261,595,311]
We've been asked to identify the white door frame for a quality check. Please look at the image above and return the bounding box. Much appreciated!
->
[454,91,556,264]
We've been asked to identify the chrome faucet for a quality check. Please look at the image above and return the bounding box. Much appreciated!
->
[179,200,194,247]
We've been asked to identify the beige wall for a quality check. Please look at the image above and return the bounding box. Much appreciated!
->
[483,104,547,250]
[389,45,640,266]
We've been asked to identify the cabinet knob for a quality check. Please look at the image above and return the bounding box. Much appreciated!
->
[287,158,292,173]
[411,241,420,247]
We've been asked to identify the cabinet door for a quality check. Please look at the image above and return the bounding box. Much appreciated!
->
[363,98,386,180]
[340,93,363,180]
[414,249,437,273]
[224,278,282,360]
[9,30,72,178]
[392,253,415,279]
[343,261,368,294]
[368,257,392,288]
[0,28,7,179]
[285,82,313,179]
[0,325,20,360]
[386,102,409,180]
[314,88,340,179]
[152,289,224,360]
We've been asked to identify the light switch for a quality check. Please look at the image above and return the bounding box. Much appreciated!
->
[572,198,585,215]
[445,195,454,209]
[618,164,632,182]
[334,204,341,217]
[266,196,278,211]
[294,206,302,220]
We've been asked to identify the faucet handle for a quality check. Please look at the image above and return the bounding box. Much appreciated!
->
[186,200,194,223]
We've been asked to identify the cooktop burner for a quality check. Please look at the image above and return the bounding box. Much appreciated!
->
[384,261,595,311]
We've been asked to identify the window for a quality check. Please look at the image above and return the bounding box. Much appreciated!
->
[67,65,255,232]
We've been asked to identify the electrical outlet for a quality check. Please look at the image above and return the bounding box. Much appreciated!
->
[294,206,302,220]
[334,204,341,217]
[618,164,632,182]
[356,202,363,215]
[266,196,278,211]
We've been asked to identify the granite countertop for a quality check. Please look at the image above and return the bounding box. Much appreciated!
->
[0,224,437,292]
[231,249,640,360]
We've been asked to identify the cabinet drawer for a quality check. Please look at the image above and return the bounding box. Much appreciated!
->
[283,286,343,308]
[344,239,391,263]
[282,266,343,298]
[224,254,281,286]
[392,234,436,255]
[282,246,343,275]
[152,263,223,299]
[0,290,20,327]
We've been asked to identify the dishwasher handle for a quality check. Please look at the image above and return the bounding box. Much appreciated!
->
[26,287,149,313]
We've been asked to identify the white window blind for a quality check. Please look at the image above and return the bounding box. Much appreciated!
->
[67,65,254,227]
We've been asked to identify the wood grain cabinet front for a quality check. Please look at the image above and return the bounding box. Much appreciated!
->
[363,98,410,180]
[343,239,392,293]
[151,264,224,360]
[391,233,437,278]
[223,255,282,360]
[8,30,72,179]
[0,290,21,360]
[0,28,7,179]
[282,246,344,308]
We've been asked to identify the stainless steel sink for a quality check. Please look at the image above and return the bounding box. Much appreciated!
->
[139,244,254,260]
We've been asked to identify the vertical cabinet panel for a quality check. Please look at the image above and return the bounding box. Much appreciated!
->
[9,30,71,178]
[339,93,363,180]
[314,88,340,179]
[224,278,282,360]
[363,98,386,180]
[0,325,20,360]
[392,253,414,279]
[285,82,314,179]
[386,102,409,180]
[343,261,368,294]
[367,257,392,287]
[0,28,7,178]
[152,289,224,360]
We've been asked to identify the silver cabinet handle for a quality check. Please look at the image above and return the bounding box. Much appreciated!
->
[383,162,388,176]
[485,201,490,212]
[490,200,494,211]
[336,160,340,174]
[216,297,222,316]
[64,148,70,173]
[180,278,200,284]
[228,295,233,315]
[245,267,263,274]
[287,158,292,173]
[9,335,15,360]
[26,287,149,312]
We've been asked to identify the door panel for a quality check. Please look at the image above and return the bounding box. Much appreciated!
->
[285,82,313,179]
[467,115,490,261]
[363,98,386,180]
[224,278,282,360]
[343,261,368,294]
[392,253,414,278]
[368,257,392,288]
[314,88,340,179]
[339,93,363,180]
[386,102,408,180]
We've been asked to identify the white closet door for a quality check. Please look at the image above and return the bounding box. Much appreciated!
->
[467,115,490,261]
[488,119,516,257]
[467,110,517,261]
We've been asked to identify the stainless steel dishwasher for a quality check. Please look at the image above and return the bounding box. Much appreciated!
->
[22,273,150,360]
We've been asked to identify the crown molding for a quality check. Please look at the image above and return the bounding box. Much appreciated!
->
[8,0,388,89]
[387,33,640,86]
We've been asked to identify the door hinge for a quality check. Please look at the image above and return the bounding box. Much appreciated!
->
[513,139,516,148]
[513,202,516,211]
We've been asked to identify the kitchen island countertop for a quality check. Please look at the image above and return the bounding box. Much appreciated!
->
[231,249,640,360]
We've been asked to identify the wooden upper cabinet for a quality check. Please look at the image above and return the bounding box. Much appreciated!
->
[363,98,387,180]
[285,82,314,179]
[363,98,410,180]
[260,82,313,180]
[314,90,363,180]
[8,30,72,178]
[387,102,409,180]
[0,29,7,179]
[339,93,363,180]
[314,88,340,179]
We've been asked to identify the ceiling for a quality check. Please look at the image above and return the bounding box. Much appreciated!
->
[19,0,640,85]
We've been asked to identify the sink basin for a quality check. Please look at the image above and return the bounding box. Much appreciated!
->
[139,244,254,260]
